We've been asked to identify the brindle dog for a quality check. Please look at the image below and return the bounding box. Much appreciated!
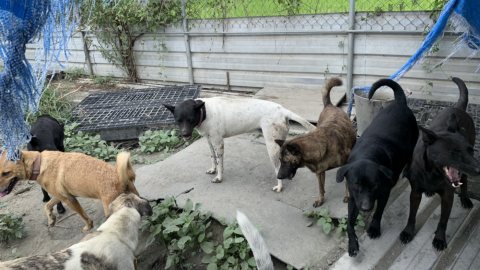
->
[275,78,356,207]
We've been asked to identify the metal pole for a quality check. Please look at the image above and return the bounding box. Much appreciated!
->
[181,0,194,85]
[346,0,356,101]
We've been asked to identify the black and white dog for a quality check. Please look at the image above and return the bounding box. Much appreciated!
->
[27,115,66,213]
[164,97,315,192]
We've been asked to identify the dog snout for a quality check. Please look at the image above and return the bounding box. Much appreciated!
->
[359,200,374,212]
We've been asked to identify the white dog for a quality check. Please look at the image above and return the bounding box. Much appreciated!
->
[0,193,152,270]
[164,97,315,192]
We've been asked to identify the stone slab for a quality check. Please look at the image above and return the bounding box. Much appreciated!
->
[135,134,350,269]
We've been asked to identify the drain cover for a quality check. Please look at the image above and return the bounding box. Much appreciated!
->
[71,85,201,140]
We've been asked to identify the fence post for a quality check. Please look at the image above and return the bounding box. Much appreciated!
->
[81,31,94,77]
[346,0,356,101]
[181,0,194,85]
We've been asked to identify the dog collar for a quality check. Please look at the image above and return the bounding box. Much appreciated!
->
[197,107,204,128]
[30,154,41,181]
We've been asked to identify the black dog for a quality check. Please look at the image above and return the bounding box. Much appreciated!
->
[336,79,418,257]
[400,77,480,251]
[27,115,66,214]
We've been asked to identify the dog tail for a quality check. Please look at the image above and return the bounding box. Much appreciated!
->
[236,211,274,270]
[288,112,316,132]
[322,77,343,106]
[116,152,136,193]
[452,77,468,111]
[368,79,407,104]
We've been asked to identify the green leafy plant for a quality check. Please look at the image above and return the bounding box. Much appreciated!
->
[305,207,365,238]
[138,130,181,154]
[203,219,257,270]
[141,197,213,269]
[65,67,85,81]
[64,123,120,161]
[0,214,26,244]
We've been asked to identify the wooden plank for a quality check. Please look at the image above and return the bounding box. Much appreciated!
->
[469,249,480,270]
[390,197,474,270]
[332,185,435,270]
[449,222,480,270]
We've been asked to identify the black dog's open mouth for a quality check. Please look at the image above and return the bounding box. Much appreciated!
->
[288,169,297,180]
[183,135,192,140]
[443,167,462,188]
[0,177,19,198]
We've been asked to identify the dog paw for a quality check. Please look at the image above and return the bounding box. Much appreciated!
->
[42,196,51,203]
[211,177,222,183]
[57,204,66,214]
[367,226,381,239]
[206,168,216,174]
[399,231,413,244]
[460,196,473,209]
[343,196,349,203]
[48,215,57,227]
[83,220,94,232]
[272,185,282,192]
[432,237,447,251]
[348,238,359,257]
[313,199,324,208]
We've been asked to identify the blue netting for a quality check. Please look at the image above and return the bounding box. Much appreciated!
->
[0,0,130,161]
[347,0,480,117]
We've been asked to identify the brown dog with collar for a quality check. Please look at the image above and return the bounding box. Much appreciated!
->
[275,78,356,207]
[0,151,138,231]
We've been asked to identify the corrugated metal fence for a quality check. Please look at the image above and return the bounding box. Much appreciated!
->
[26,0,480,97]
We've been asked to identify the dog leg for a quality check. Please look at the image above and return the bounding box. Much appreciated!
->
[433,189,454,251]
[264,125,288,192]
[400,184,423,244]
[206,136,217,174]
[41,188,51,202]
[367,193,390,239]
[459,174,473,209]
[313,171,326,207]
[343,182,350,203]
[211,139,224,183]
[45,197,61,227]
[63,197,93,232]
[347,196,360,257]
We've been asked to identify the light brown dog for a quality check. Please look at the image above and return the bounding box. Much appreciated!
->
[275,78,356,207]
[0,151,139,231]
[0,193,152,269]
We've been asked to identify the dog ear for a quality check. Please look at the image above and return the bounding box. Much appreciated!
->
[419,126,437,145]
[447,113,459,133]
[275,140,285,147]
[193,100,205,110]
[286,143,300,155]
[377,165,393,184]
[163,104,175,114]
[336,165,349,183]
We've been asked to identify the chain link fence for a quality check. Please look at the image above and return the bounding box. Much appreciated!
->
[182,0,446,33]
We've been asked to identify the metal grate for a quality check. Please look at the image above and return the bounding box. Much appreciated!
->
[72,85,202,132]
[352,98,480,159]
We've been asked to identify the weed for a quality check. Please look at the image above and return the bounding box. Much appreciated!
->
[91,75,114,85]
[252,89,260,95]
[10,248,22,259]
[141,197,213,269]
[138,130,181,154]
[64,123,120,161]
[27,87,74,125]
[65,67,84,81]
[305,207,365,239]
[203,219,257,270]
[0,214,27,244]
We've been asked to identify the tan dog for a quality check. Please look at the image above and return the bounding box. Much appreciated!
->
[0,151,139,231]
[275,78,356,207]
[0,193,152,269]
